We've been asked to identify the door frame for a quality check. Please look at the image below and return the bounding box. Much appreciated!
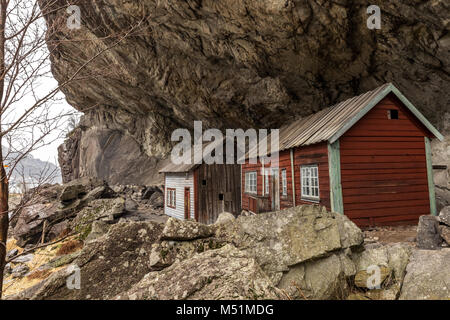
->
[184,187,191,220]
[271,168,280,211]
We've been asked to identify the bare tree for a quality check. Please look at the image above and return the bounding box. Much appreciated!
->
[0,0,148,298]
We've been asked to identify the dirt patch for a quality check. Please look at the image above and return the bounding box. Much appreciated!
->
[363,225,417,245]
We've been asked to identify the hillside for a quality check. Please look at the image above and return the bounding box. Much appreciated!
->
[2,146,61,193]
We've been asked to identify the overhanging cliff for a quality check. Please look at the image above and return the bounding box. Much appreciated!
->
[39,0,449,185]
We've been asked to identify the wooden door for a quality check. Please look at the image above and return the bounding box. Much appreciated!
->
[271,169,280,211]
[184,187,191,220]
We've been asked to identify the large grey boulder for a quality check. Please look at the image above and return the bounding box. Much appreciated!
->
[160,217,215,241]
[278,252,356,300]
[116,244,283,300]
[416,215,442,249]
[217,205,363,282]
[352,243,412,283]
[12,202,61,246]
[399,249,450,300]
[71,197,125,240]
[214,212,236,225]
[59,177,107,202]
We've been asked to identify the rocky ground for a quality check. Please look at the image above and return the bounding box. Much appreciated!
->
[3,181,450,300]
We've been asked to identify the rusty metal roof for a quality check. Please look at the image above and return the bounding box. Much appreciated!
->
[246,83,443,158]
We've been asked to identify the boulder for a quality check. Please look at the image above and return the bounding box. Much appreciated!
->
[354,266,391,289]
[59,183,85,202]
[13,202,61,246]
[116,244,283,300]
[71,197,125,240]
[438,206,450,226]
[148,191,163,208]
[399,249,450,300]
[217,205,363,282]
[29,221,164,300]
[416,215,442,249]
[13,181,116,246]
[12,253,34,264]
[438,225,450,246]
[148,237,227,270]
[214,212,236,225]
[160,217,215,241]
[47,220,69,240]
[278,252,356,300]
[59,177,106,203]
[124,199,138,212]
[352,243,412,285]
[11,265,30,278]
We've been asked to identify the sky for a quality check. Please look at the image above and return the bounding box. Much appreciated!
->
[3,2,79,166]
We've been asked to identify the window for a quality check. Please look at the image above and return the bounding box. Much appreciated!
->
[245,171,257,194]
[301,165,319,201]
[166,188,176,208]
[388,109,399,120]
[264,169,270,195]
[281,169,287,196]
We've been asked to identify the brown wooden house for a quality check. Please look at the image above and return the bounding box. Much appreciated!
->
[241,83,444,227]
[159,142,241,224]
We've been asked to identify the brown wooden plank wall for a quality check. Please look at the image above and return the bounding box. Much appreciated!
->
[195,164,241,224]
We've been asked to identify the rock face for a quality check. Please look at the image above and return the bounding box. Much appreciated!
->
[399,249,450,300]
[36,0,449,185]
[432,131,450,213]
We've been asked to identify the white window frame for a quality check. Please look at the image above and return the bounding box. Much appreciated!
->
[166,188,176,208]
[301,164,320,201]
[264,169,270,195]
[245,171,257,194]
[281,169,287,196]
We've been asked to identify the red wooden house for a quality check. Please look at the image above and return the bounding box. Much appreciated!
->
[241,83,444,226]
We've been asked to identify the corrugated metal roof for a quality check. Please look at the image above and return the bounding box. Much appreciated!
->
[246,83,393,157]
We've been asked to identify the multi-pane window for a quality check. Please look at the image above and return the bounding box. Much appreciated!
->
[166,188,176,208]
[281,169,287,196]
[245,172,257,194]
[264,169,270,195]
[301,165,319,200]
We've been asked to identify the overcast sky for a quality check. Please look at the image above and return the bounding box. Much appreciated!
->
[3,3,79,166]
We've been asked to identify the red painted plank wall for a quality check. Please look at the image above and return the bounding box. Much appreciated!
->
[293,142,331,210]
[241,150,292,211]
[241,143,331,212]
[340,94,432,227]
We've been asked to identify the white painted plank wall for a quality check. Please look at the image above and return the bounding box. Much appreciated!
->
[164,173,195,220]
